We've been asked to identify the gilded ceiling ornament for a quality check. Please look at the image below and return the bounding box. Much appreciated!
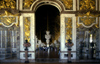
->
[24,0,34,9]
[0,0,16,9]
[62,0,73,9]
[24,17,30,42]
[80,0,95,10]
[65,18,72,43]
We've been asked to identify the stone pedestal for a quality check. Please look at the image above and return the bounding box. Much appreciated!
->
[23,40,31,63]
[68,49,72,63]
[25,47,29,63]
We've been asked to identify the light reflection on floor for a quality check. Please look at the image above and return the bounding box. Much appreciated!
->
[36,48,59,58]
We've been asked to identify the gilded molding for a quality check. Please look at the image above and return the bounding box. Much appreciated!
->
[77,12,99,28]
[23,0,34,9]
[62,0,73,10]
[0,17,16,26]
[24,17,30,42]
[65,18,72,43]
[0,0,16,9]
[0,11,19,17]
[80,17,96,26]
[79,0,95,11]
[0,11,19,27]
[78,11,99,17]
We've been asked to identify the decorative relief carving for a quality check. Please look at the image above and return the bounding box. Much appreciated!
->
[77,12,99,28]
[78,0,99,28]
[0,0,16,9]
[0,11,19,16]
[23,0,34,9]
[79,17,96,27]
[24,17,30,42]
[65,18,72,43]
[79,0,96,11]
[62,0,73,10]
[0,17,16,26]
[0,11,19,27]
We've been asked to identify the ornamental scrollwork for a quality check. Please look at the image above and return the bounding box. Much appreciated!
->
[77,12,99,28]
[24,17,30,42]
[0,17,16,27]
[65,18,72,43]
[0,11,19,27]
[79,17,96,26]
[62,0,73,10]
[0,0,16,9]
[23,0,34,9]
[0,11,19,17]
[80,0,95,11]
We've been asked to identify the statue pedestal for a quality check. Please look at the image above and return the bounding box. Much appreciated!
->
[25,47,29,63]
[67,49,72,63]
[23,40,31,63]
[65,39,74,63]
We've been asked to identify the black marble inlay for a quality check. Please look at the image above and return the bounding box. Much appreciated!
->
[64,54,67,57]
[64,54,73,57]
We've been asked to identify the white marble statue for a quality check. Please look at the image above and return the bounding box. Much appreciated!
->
[45,31,51,47]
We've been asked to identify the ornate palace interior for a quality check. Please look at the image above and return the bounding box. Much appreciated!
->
[0,0,100,62]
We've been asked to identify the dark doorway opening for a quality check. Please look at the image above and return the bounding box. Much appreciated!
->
[35,5,60,60]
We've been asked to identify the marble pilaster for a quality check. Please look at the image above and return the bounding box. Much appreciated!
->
[60,14,76,60]
[20,13,35,60]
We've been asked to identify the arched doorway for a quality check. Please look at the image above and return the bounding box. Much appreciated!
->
[35,5,60,60]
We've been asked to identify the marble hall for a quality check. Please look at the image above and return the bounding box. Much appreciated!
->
[0,0,100,63]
